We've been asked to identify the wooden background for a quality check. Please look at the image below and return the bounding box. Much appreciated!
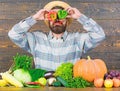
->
[0,0,120,72]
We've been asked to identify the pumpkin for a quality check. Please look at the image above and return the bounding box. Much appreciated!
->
[73,56,107,82]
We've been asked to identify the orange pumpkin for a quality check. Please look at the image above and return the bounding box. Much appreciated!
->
[73,56,107,82]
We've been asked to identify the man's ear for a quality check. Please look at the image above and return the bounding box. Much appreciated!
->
[67,20,69,26]
[66,18,73,26]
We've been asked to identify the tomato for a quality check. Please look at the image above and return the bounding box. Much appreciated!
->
[104,79,113,88]
[113,78,120,87]
[94,78,104,88]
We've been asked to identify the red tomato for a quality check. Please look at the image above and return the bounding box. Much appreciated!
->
[94,78,104,88]
[113,78,120,87]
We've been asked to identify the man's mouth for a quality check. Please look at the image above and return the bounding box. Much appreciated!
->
[53,21,63,26]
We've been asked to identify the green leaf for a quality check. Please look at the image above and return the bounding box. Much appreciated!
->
[28,69,47,81]
[12,53,33,71]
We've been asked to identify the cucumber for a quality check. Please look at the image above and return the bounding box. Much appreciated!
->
[52,81,61,87]
[56,76,68,87]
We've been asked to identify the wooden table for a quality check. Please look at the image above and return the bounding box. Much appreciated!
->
[0,87,120,91]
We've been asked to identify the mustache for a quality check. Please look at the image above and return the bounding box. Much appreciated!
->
[53,21,63,26]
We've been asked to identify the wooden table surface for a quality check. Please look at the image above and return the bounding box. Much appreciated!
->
[0,87,120,91]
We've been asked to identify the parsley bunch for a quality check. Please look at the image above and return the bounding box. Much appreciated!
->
[67,77,93,88]
[11,53,33,71]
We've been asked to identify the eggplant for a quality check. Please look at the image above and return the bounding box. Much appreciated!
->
[44,71,55,79]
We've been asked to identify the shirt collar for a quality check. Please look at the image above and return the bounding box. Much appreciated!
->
[48,30,68,41]
[48,31,53,40]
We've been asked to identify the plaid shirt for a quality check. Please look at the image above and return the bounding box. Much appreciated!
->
[8,14,105,71]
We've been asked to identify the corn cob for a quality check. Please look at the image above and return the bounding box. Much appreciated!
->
[0,79,8,87]
[0,72,23,87]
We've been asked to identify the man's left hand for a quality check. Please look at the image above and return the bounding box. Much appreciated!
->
[66,7,82,19]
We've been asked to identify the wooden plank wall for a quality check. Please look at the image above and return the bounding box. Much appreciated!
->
[0,0,120,72]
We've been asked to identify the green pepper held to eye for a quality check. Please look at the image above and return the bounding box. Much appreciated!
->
[47,11,57,21]
[58,10,68,19]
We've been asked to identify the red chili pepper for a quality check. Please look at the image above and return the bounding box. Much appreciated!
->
[47,11,57,21]
[26,82,40,85]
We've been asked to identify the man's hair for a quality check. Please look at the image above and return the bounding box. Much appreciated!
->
[51,6,64,10]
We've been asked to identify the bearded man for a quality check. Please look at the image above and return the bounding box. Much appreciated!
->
[8,1,105,71]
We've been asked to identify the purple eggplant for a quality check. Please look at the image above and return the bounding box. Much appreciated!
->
[44,71,55,79]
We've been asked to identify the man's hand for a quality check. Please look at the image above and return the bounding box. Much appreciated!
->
[32,9,48,21]
[67,7,82,19]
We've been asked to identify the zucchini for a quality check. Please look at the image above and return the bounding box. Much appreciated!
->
[56,76,68,87]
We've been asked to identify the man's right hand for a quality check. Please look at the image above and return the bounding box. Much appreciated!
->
[32,9,48,21]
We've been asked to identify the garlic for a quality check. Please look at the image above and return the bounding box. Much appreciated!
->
[47,77,56,86]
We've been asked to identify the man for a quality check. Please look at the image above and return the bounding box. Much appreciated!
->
[8,1,105,71]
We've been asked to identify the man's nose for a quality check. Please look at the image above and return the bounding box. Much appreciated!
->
[54,15,59,21]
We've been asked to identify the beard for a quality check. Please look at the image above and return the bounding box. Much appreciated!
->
[49,21,67,34]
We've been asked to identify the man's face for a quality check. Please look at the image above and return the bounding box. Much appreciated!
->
[48,9,67,34]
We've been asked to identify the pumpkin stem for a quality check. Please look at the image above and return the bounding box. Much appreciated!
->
[87,56,91,60]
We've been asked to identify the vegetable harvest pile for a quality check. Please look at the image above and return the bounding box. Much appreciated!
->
[54,62,93,88]
[1,54,120,88]
[0,53,47,88]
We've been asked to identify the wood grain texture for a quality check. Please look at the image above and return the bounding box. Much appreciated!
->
[0,3,120,20]
[0,87,120,91]
[0,0,120,72]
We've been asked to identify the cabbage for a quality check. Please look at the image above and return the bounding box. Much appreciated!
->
[13,69,32,83]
